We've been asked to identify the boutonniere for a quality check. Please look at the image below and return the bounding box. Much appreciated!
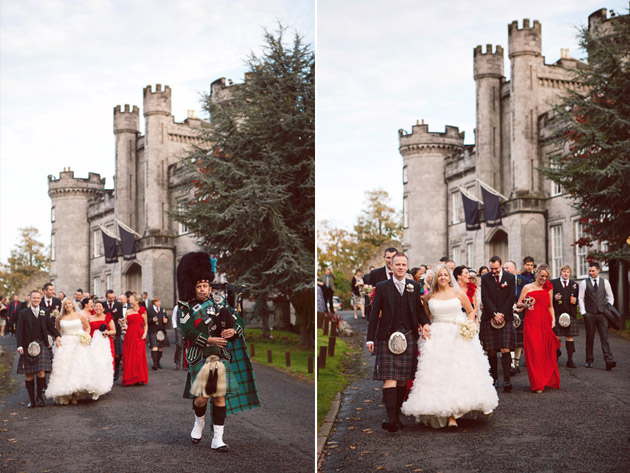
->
[517,278,523,286]
[113,308,118,313]
[500,282,508,288]
[39,310,45,316]
[406,283,414,293]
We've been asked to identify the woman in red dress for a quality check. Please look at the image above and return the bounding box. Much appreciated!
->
[89,301,116,369]
[453,265,480,321]
[517,264,561,393]
[122,294,149,386]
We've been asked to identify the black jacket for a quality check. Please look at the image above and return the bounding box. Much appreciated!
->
[481,272,517,321]
[551,278,579,318]
[104,301,125,336]
[16,306,60,350]
[146,305,168,334]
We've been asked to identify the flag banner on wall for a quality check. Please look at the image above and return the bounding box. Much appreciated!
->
[481,186,502,227]
[461,192,481,230]
[118,225,137,261]
[102,230,118,264]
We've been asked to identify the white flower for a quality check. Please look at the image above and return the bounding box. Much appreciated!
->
[406,283,414,293]
[458,319,478,341]
[39,310,45,316]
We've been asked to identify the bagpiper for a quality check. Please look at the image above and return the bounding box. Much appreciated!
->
[176,252,260,452]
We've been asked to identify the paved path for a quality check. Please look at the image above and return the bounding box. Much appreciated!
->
[319,311,630,473]
[0,334,314,473]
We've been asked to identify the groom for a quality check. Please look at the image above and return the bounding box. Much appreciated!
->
[366,253,431,432]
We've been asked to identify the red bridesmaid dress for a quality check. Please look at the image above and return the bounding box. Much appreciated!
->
[523,284,561,392]
[122,309,149,386]
[89,314,116,369]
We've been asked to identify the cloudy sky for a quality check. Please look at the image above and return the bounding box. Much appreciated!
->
[316,0,626,234]
[0,0,314,261]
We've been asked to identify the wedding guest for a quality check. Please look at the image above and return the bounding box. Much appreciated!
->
[551,265,580,368]
[58,291,66,301]
[87,300,115,399]
[16,290,61,408]
[41,283,61,316]
[6,294,24,336]
[517,264,561,393]
[104,290,124,380]
[122,294,148,386]
[172,304,186,370]
[0,296,7,337]
[478,266,489,276]
[402,265,497,428]
[90,301,116,368]
[515,257,535,370]
[351,269,365,319]
[422,270,434,299]
[453,266,479,320]
[46,298,92,405]
[579,262,616,370]
[82,298,95,319]
[147,298,170,370]
[73,289,84,312]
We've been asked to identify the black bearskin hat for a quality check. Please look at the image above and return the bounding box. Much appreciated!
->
[176,252,215,301]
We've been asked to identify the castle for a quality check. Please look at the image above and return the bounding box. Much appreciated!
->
[48,80,235,309]
[400,8,617,280]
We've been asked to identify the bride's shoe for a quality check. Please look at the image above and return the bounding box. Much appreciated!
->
[448,417,458,428]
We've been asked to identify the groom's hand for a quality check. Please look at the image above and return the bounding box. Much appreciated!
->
[366,341,374,353]
[422,324,431,340]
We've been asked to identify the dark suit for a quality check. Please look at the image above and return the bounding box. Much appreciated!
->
[104,300,124,378]
[41,297,62,316]
[366,266,391,322]
[480,271,516,383]
[551,278,579,331]
[16,307,59,353]
[147,305,168,335]
[6,300,24,335]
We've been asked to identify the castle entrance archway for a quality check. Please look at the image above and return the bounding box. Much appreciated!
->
[124,262,142,294]
[488,229,508,264]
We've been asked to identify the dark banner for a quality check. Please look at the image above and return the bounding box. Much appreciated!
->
[481,186,502,227]
[119,225,137,261]
[102,230,118,264]
[461,192,481,230]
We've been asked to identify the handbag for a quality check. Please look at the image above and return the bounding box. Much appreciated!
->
[388,331,407,354]
[603,303,621,331]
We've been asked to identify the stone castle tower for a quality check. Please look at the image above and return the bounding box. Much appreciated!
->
[400,9,620,283]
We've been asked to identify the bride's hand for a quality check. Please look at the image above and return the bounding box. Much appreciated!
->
[422,324,431,340]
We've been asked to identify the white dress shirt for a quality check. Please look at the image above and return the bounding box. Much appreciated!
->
[578,277,614,314]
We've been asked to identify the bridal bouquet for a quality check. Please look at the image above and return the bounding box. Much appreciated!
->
[360,284,374,297]
[458,319,478,341]
[523,296,536,311]
[78,331,92,346]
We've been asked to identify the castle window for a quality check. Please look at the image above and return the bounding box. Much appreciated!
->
[466,242,474,268]
[599,241,609,272]
[451,245,461,265]
[403,166,408,184]
[178,200,189,235]
[574,221,588,278]
[551,225,563,277]
[93,277,101,297]
[51,233,56,261]
[106,274,112,291]
[93,229,103,258]
[403,195,409,229]
[451,191,462,224]
[51,207,56,223]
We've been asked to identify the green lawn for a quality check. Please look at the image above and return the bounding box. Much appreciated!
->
[245,329,314,382]
[316,329,358,427]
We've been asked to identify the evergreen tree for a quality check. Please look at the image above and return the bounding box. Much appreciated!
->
[175,25,314,347]
[540,11,630,262]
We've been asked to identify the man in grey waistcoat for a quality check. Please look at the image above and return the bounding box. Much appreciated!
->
[578,262,616,370]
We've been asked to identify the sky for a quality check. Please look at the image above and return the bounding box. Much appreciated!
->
[316,0,627,236]
[0,0,314,262]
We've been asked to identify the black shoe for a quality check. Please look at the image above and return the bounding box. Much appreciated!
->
[510,366,518,377]
[606,361,616,371]
[566,360,577,368]
[27,402,37,408]
[36,397,45,407]
[493,379,499,388]
[394,419,404,430]
[157,363,163,369]
[381,419,399,432]
[152,365,158,371]
[585,362,593,368]
[503,382,513,393]
[516,366,521,374]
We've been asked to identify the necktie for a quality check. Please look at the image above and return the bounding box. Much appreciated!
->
[495,275,500,284]
[593,279,598,291]
[388,272,393,279]
[563,281,567,289]
[47,300,51,309]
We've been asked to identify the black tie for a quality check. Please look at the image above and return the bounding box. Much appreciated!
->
[593,280,598,291]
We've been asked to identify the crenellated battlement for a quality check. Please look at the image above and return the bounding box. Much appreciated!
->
[114,104,140,134]
[474,44,504,79]
[143,83,172,116]
[508,19,542,58]
[399,122,465,155]
[114,104,139,114]
[48,169,106,198]
[474,44,504,57]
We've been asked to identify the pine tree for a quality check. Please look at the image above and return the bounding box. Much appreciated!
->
[176,25,314,347]
[540,11,630,263]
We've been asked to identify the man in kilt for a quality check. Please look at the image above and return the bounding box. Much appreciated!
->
[366,253,431,432]
[513,256,535,373]
[16,289,61,408]
[104,290,124,381]
[147,297,170,370]
[551,265,580,368]
[480,256,517,392]
[177,252,259,452]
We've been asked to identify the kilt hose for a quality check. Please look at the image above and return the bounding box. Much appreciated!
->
[17,342,52,374]
[480,319,515,352]
[373,332,418,381]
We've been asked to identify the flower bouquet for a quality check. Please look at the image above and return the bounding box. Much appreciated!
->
[78,331,91,346]
[458,319,478,341]
[523,296,535,311]
[360,284,374,297]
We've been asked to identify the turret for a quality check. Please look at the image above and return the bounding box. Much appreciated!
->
[508,19,542,195]
[474,44,504,190]
[113,104,139,229]
[399,122,465,264]
[143,84,173,234]
[48,169,106,293]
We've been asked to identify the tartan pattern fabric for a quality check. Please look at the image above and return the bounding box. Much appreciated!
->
[554,318,580,337]
[183,357,239,398]
[113,335,123,356]
[17,343,52,374]
[479,319,516,351]
[372,334,418,381]
[515,320,524,348]
[148,332,170,348]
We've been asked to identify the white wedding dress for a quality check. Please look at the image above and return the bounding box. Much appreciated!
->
[88,328,114,400]
[401,297,498,428]
[46,319,94,404]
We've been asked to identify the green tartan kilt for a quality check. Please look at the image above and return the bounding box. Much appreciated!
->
[183,356,239,399]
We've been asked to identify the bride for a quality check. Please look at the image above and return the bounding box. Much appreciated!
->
[402,265,498,428]
[46,298,93,404]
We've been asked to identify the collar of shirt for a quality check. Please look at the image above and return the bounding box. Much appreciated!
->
[393,277,406,294]
[31,306,40,316]
[592,277,599,285]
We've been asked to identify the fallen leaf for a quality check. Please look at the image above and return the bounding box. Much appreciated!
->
[355,407,362,410]
[376,468,384,471]
[9,413,18,416]
[350,446,356,449]
[102,427,109,430]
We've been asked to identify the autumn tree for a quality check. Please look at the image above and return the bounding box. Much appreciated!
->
[0,227,50,296]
